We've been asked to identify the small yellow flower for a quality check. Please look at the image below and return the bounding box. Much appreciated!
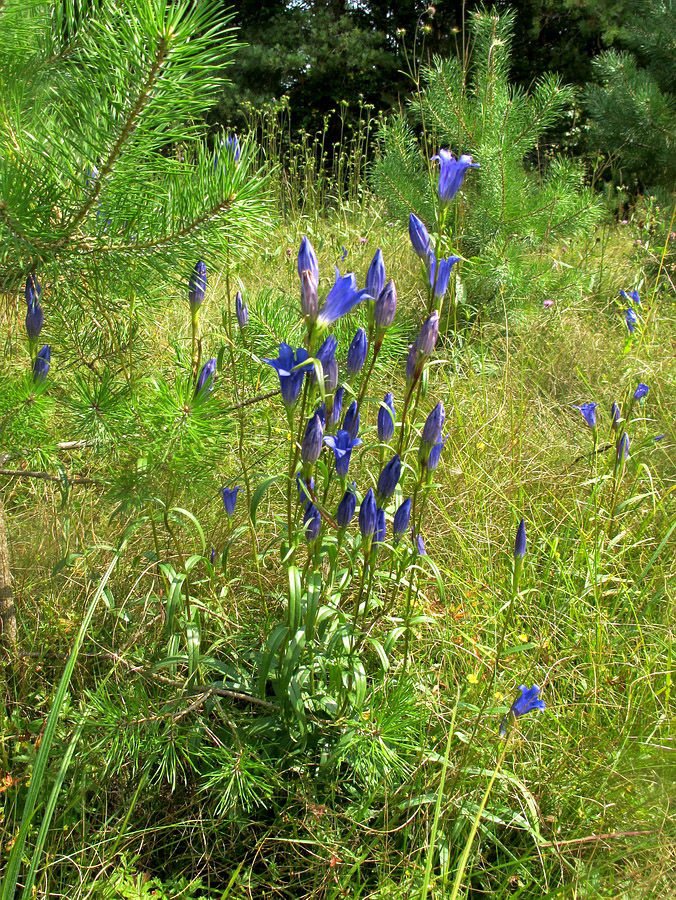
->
[518,633,529,643]
[467,673,479,684]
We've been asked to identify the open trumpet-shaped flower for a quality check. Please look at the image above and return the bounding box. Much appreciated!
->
[316,269,370,330]
[221,486,241,516]
[432,149,480,204]
[634,383,649,401]
[263,343,310,407]
[500,684,546,737]
[620,289,640,306]
[428,252,460,298]
[573,402,598,428]
[324,429,362,478]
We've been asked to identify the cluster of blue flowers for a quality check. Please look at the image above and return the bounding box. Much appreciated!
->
[23,275,50,382]
[620,288,641,333]
[574,382,650,464]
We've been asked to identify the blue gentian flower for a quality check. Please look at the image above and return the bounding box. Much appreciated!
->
[33,344,50,382]
[416,311,440,358]
[347,328,368,375]
[365,249,386,300]
[500,684,546,737]
[610,401,621,431]
[301,413,324,466]
[315,402,327,425]
[25,302,44,340]
[377,393,395,443]
[340,245,348,261]
[316,269,370,330]
[431,149,480,204]
[188,261,207,309]
[296,474,314,508]
[377,454,401,501]
[617,432,630,462]
[196,357,217,395]
[428,252,460,298]
[409,213,431,259]
[324,429,362,477]
[210,547,216,565]
[221,486,241,516]
[573,402,598,428]
[235,291,248,329]
[620,289,640,306]
[625,308,638,333]
[415,534,427,555]
[323,357,339,393]
[374,280,397,331]
[634,383,649,400]
[329,386,344,427]
[427,436,445,471]
[300,269,318,321]
[311,334,337,384]
[298,236,319,285]
[392,499,411,538]
[421,402,445,448]
[514,519,526,559]
[263,343,310,407]
[359,488,377,538]
[304,504,321,542]
[25,275,41,307]
[225,133,241,162]
[342,401,360,440]
[373,507,386,545]
[336,487,357,528]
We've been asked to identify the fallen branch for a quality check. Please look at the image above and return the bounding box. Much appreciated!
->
[0,468,101,486]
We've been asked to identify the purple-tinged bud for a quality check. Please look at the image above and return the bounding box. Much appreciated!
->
[298,236,319,285]
[346,327,368,375]
[625,308,638,333]
[514,519,526,559]
[188,261,207,309]
[376,454,401,501]
[366,249,386,301]
[33,344,50,382]
[336,487,357,528]
[296,474,315,507]
[301,269,319,321]
[617,432,630,462]
[329,386,344,427]
[415,534,427,555]
[374,280,397,331]
[421,402,445,448]
[359,488,377,538]
[225,133,240,162]
[342,401,360,440]
[373,507,386,545]
[25,274,41,307]
[377,393,395,443]
[25,303,44,340]
[210,547,216,565]
[315,402,326,425]
[634,383,649,401]
[405,344,417,385]
[409,213,431,258]
[311,334,337,383]
[235,291,249,328]
[304,504,321,542]
[222,486,241,516]
[416,311,440,358]
[301,413,324,466]
[324,356,339,394]
[610,402,621,432]
[393,499,411,537]
[195,357,217,395]
[427,436,445,471]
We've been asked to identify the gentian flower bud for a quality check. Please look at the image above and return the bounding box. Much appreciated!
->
[316,269,370,330]
[210,547,216,565]
[222,486,241,516]
[33,344,50,382]
[304,504,321,542]
[196,357,217,395]
[429,253,459,298]
[634,383,649,401]
[225,133,240,162]
[346,328,368,375]
[392,499,411,539]
[409,213,431,259]
[300,269,319,321]
[620,289,640,306]
[359,488,377,538]
[25,275,41,307]
[617,432,630,462]
[342,401,360,440]
[336,487,357,528]
[514,519,526,559]
[298,236,319,286]
[421,402,445,448]
[377,393,395,443]
[610,402,621,431]
[416,311,440,358]
[312,334,337,383]
[324,356,339,394]
[25,302,44,340]
[373,507,386,545]
[573,402,598,428]
[365,249,386,301]
[625,308,638,333]
[324,429,362,477]
[374,280,397,331]
[235,291,249,329]
[263,343,310,407]
[499,684,545,737]
[427,436,445,471]
[329,386,344,427]
[415,534,427,555]
[431,149,480,205]
[188,260,207,309]
[301,413,324,466]
[376,454,401,501]
[296,474,314,508]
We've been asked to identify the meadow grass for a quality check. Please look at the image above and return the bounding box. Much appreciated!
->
[1,200,674,900]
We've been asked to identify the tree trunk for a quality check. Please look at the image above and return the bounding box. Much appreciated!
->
[0,495,17,654]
